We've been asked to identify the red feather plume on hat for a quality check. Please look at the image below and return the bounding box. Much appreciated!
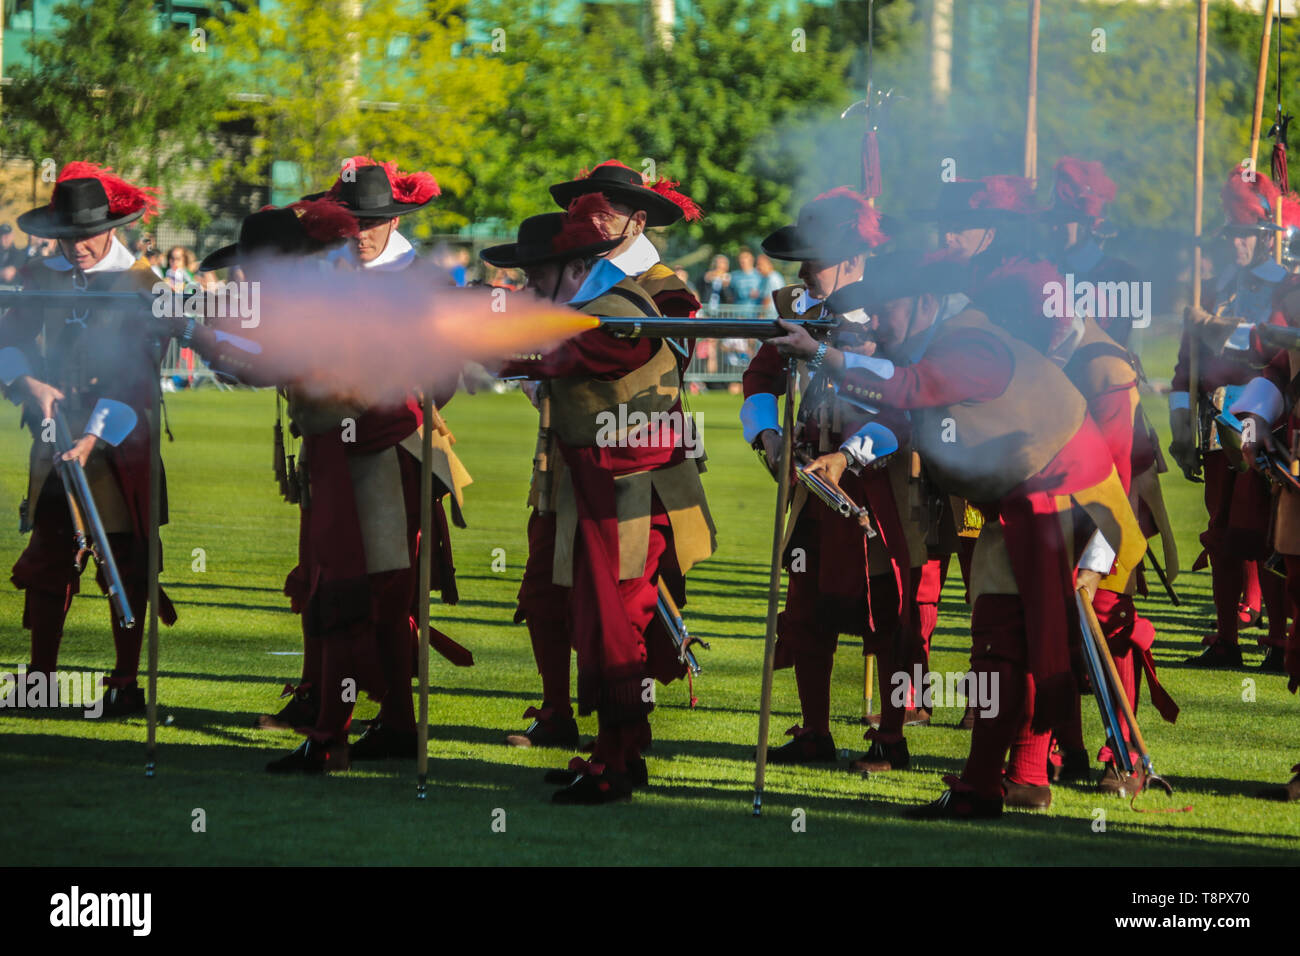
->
[1279,192,1300,230]
[1221,170,1282,225]
[56,161,160,223]
[972,256,1073,350]
[330,155,440,205]
[554,194,615,254]
[288,198,360,242]
[812,186,890,246]
[970,175,1037,214]
[575,159,703,222]
[1052,157,1116,222]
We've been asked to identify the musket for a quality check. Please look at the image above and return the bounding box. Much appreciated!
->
[591,316,837,341]
[0,288,157,311]
[1077,586,1181,807]
[795,463,877,537]
[656,578,708,676]
[52,409,135,629]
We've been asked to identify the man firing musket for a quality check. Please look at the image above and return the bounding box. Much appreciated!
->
[495,161,704,753]
[0,162,176,718]
[488,200,717,803]
[771,253,1146,818]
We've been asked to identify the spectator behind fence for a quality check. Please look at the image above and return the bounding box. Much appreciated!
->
[0,225,24,284]
[756,253,785,318]
[730,248,762,315]
[703,253,733,309]
[147,248,166,278]
[165,246,197,291]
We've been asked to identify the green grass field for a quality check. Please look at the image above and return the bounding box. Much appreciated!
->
[1,326,1298,866]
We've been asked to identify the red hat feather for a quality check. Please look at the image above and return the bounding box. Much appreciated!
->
[575,159,703,222]
[56,161,160,223]
[555,194,616,253]
[289,198,360,242]
[1052,157,1116,222]
[970,175,1037,214]
[810,186,890,246]
[1222,170,1282,225]
[328,155,439,205]
[972,256,1073,349]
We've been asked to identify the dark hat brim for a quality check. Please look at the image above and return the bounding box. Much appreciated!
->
[197,243,239,273]
[549,180,684,227]
[761,214,901,263]
[16,205,145,240]
[825,254,970,313]
[480,236,621,270]
[913,207,1027,228]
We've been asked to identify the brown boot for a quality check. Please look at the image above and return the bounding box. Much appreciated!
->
[957,704,976,730]
[1003,777,1051,810]
[850,737,910,773]
[1097,762,1145,797]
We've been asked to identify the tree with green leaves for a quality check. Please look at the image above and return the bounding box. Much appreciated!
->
[209,0,521,236]
[1,0,231,227]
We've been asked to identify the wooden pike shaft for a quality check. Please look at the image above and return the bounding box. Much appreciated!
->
[752,366,797,815]
[145,382,161,776]
[1250,0,1277,172]
[417,391,434,797]
[1190,0,1209,421]
[862,654,875,721]
[1024,0,1040,182]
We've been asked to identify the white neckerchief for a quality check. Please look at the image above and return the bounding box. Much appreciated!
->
[329,229,415,272]
[567,257,626,306]
[607,233,661,279]
[792,288,822,315]
[43,236,137,274]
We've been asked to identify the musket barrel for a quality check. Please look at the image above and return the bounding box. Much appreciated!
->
[52,411,135,628]
[595,316,837,340]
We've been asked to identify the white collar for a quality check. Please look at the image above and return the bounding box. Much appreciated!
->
[1250,259,1287,283]
[43,236,137,274]
[792,288,822,315]
[903,293,970,364]
[567,257,626,306]
[607,233,660,278]
[329,230,415,271]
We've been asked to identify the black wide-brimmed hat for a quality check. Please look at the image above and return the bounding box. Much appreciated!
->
[480,213,621,269]
[305,159,440,219]
[549,161,700,228]
[825,253,971,313]
[18,164,158,240]
[762,188,897,262]
[914,177,1037,230]
[199,200,359,272]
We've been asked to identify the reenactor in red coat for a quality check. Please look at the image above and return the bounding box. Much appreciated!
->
[772,254,1145,817]
[492,201,715,802]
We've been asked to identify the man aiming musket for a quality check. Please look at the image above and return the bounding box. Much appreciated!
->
[489,200,717,803]
[0,163,175,718]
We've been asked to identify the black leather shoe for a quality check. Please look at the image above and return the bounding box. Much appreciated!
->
[87,684,146,720]
[1259,646,1286,673]
[257,683,319,730]
[762,729,837,765]
[1184,642,1242,668]
[1048,746,1091,784]
[350,720,419,761]
[545,756,647,787]
[505,707,580,749]
[905,784,1003,820]
[551,769,634,805]
[265,737,349,774]
[850,737,910,773]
